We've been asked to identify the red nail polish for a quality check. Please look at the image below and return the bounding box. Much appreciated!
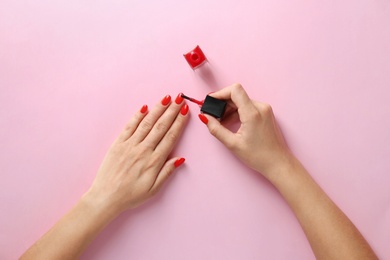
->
[140,105,148,114]
[161,95,171,106]
[198,114,208,124]
[174,157,185,168]
[180,93,203,106]
[180,104,189,116]
[181,93,226,119]
[175,93,184,104]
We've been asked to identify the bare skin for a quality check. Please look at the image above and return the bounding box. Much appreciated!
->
[21,94,189,259]
[203,83,377,260]
[21,85,377,260]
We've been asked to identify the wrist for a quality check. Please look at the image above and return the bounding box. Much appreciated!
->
[80,189,121,223]
[260,152,301,185]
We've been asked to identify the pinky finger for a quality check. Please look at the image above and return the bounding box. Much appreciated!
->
[149,157,185,195]
[117,104,148,142]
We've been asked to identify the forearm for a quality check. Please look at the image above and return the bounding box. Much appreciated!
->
[21,95,188,259]
[21,191,117,259]
[266,157,377,260]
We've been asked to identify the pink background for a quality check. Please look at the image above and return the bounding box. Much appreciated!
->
[1,1,390,259]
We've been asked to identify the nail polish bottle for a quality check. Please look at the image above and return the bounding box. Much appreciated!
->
[181,93,227,119]
[183,45,207,69]
[200,95,226,119]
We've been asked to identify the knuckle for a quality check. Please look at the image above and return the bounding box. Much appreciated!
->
[261,103,273,115]
[208,124,219,137]
[166,168,174,177]
[165,131,178,143]
[233,83,243,91]
[138,143,150,153]
[248,108,261,121]
[129,145,149,163]
[124,123,132,131]
[140,120,152,131]
[155,121,168,132]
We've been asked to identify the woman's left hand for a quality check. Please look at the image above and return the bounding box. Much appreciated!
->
[86,93,189,217]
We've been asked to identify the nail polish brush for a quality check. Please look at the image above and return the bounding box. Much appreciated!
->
[180,93,227,119]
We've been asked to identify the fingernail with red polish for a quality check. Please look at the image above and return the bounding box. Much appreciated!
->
[161,95,171,106]
[140,104,148,114]
[198,114,208,124]
[174,157,185,168]
[175,93,184,104]
[180,104,189,116]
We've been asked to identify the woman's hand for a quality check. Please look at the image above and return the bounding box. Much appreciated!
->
[199,84,378,259]
[87,93,189,217]
[21,94,190,259]
[198,83,293,179]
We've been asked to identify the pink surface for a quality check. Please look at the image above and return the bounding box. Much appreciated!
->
[1,1,390,259]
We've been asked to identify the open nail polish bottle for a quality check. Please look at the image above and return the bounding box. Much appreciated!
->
[180,93,227,119]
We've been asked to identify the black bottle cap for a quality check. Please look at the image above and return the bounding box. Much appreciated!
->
[200,95,227,119]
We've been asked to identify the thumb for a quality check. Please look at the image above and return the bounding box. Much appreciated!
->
[199,114,236,149]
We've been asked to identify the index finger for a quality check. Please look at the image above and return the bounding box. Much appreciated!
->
[209,83,257,123]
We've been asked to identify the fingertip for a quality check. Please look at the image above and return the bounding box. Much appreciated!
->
[140,104,148,114]
[161,95,171,106]
[180,104,189,116]
[203,114,236,148]
[174,157,185,168]
[198,113,208,125]
[202,113,221,126]
[207,89,224,100]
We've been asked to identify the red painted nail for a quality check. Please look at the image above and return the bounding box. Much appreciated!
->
[198,114,208,124]
[175,93,184,104]
[140,104,148,114]
[180,104,189,116]
[174,157,185,168]
[161,95,171,106]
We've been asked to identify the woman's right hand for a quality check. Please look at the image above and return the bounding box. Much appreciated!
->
[198,83,294,179]
[200,84,379,260]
